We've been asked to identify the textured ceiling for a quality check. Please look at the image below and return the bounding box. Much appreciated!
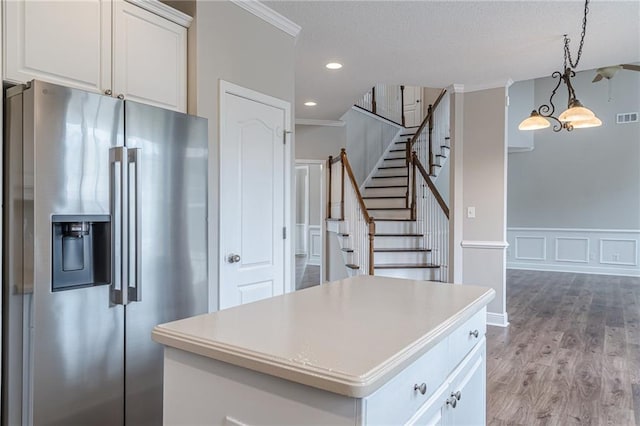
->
[266,0,640,121]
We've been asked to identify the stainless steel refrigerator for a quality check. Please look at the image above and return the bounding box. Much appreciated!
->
[2,80,208,425]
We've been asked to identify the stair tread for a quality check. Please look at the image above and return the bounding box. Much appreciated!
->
[378,166,406,170]
[373,218,415,222]
[341,248,354,253]
[339,233,349,237]
[435,154,446,158]
[389,149,405,153]
[363,196,406,199]
[384,157,405,161]
[374,248,432,252]
[375,263,440,269]
[394,141,408,145]
[441,145,450,149]
[368,207,410,210]
[345,264,360,270]
[372,175,407,179]
[326,218,343,221]
[375,233,422,237]
[431,164,442,168]
[365,185,407,189]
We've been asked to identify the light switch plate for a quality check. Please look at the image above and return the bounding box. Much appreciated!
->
[467,207,476,218]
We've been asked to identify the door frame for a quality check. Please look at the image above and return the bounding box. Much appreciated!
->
[218,80,293,306]
[295,159,325,284]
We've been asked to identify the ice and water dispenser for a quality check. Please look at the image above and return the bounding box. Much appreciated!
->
[52,215,111,291]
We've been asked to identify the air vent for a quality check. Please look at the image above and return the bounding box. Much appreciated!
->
[616,112,638,124]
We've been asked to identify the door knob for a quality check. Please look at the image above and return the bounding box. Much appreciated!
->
[227,254,241,263]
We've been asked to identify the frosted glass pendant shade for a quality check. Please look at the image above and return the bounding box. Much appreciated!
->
[519,110,550,130]
[570,116,602,129]
[558,99,596,122]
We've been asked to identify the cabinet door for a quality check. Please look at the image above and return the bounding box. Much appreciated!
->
[113,1,187,112]
[406,382,449,426]
[447,341,486,426]
[4,0,111,93]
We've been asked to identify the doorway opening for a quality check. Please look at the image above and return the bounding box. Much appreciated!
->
[295,160,324,290]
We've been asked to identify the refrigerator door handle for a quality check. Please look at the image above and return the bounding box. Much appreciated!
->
[128,148,142,302]
[110,146,129,305]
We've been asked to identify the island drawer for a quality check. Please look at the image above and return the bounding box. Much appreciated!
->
[447,307,486,370]
[364,336,448,425]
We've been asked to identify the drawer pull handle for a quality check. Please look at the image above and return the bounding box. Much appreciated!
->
[469,329,479,338]
[452,390,461,401]
[446,397,457,408]
[414,383,427,395]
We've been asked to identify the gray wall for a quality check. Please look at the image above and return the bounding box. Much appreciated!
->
[309,165,322,226]
[343,108,400,185]
[507,80,535,151]
[187,1,296,311]
[460,87,508,320]
[295,125,346,160]
[508,68,640,229]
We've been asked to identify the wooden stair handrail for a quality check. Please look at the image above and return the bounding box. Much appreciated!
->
[327,149,376,275]
[412,152,450,219]
[341,149,372,224]
[408,88,447,149]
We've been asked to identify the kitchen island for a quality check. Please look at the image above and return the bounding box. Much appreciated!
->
[152,275,495,425]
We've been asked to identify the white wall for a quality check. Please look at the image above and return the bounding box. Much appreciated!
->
[295,125,345,160]
[343,108,401,185]
[184,1,296,311]
[507,68,640,276]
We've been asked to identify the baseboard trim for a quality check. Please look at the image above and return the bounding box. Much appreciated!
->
[507,263,640,277]
[487,312,509,327]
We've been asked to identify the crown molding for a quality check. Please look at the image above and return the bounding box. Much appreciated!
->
[451,84,465,93]
[125,0,193,27]
[230,0,301,38]
[296,119,345,127]
[462,79,513,93]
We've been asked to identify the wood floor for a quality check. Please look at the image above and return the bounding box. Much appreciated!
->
[487,270,640,426]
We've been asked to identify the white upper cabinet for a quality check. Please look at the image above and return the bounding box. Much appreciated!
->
[113,1,186,112]
[3,0,189,112]
[4,0,111,93]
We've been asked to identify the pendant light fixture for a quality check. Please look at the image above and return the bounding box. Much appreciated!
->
[519,0,601,132]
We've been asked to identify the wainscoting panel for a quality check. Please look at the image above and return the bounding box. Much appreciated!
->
[514,236,546,261]
[308,226,322,266]
[507,228,640,277]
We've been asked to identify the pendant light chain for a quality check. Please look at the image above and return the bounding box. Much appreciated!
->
[564,0,590,70]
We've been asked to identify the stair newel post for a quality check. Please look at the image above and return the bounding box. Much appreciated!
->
[411,152,417,220]
[371,86,377,114]
[368,218,375,275]
[327,156,333,219]
[400,85,405,127]
[427,104,434,172]
[340,148,346,220]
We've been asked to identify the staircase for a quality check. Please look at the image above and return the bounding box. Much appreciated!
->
[361,129,449,281]
[328,87,450,282]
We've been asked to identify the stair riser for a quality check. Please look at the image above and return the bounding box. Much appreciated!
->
[364,187,407,197]
[375,251,430,264]
[374,221,417,233]
[369,209,412,220]
[382,158,406,168]
[364,198,406,209]
[374,236,423,249]
[374,268,440,281]
[375,168,408,177]
[369,177,407,186]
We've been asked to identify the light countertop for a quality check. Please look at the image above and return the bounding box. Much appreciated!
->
[152,275,495,398]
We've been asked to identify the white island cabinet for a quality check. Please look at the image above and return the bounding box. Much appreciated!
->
[152,276,495,425]
[3,0,189,112]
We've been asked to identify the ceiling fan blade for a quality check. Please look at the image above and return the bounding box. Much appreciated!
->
[592,74,603,83]
[621,64,640,72]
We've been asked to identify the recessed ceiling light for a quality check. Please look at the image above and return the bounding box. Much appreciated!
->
[304,101,317,106]
[325,62,343,70]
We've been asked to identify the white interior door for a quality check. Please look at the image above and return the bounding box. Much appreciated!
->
[403,86,423,127]
[219,82,290,310]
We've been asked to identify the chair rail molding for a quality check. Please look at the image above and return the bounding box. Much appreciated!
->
[507,227,640,277]
[461,240,509,249]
